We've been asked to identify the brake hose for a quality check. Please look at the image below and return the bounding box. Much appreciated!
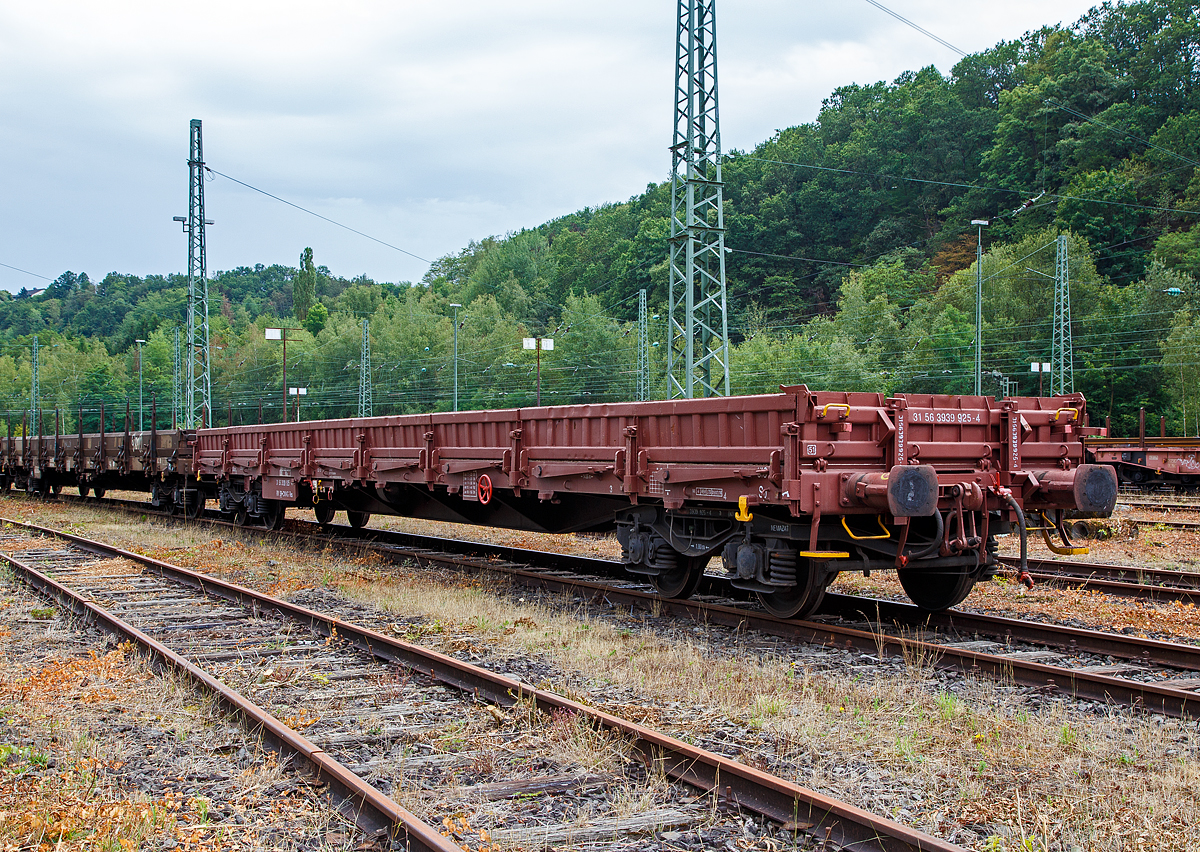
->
[1002,493,1034,589]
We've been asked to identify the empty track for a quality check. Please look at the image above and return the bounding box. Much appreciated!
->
[0,515,962,852]
[19,493,1200,720]
[998,555,1200,603]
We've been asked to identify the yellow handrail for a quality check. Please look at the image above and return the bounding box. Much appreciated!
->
[840,515,891,541]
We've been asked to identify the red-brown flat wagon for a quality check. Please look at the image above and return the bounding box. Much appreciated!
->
[3,387,1117,616]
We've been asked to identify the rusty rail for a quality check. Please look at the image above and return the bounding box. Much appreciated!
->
[999,556,1200,603]
[31,494,1200,718]
[1,516,966,852]
[0,544,458,852]
[817,593,1200,673]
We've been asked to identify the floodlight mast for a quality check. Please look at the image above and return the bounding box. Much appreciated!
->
[450,303,462,412]
[265,327,298,422]
[668,0,730,399]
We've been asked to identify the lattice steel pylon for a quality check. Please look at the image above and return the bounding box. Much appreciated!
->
[1051,235,1073,396]
[667,0,730,399]
[30,335,39,429]
[172,326,182,428]
[183,119,212,429]
[637,289,650,401]
[358,318,373,418]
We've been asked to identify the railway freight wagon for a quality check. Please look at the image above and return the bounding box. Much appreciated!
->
[0,409,193,504]
[187,386,1115,616]
[1083,408,1200,490]
[3,387,1117,617]
[1086,438,1200,489]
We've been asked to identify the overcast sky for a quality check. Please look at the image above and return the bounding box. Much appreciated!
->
[0,0,1103,293]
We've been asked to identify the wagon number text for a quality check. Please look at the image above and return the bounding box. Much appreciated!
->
[910,411,981,424]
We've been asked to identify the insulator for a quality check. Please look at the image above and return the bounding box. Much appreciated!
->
[768,550,798,584]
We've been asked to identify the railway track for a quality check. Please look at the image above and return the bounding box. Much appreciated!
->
[1101,490,1200,524]
[998,555,1200,603]
[21,493,1200,720]
[0,515,962,852]
[1127,517,1200,531]
[1119,499,1200,512]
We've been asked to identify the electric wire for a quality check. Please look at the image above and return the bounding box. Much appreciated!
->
[204,167,434,264]
[1045,99,1200,169]
[0,262,54,282]
[860,0,969,57]
[740,154,1200,217]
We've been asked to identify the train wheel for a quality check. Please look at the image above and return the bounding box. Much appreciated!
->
[93,487,106,500]
[757,559,828,619]
[78,482,89,498]
[314,503,335,526]
[51,483,62,496]
[346,510,370,530]
[651,555,705,599]
[899,568,974,612]
[263,501,286,531]
[233,508,249,526]
[182,492,204,520]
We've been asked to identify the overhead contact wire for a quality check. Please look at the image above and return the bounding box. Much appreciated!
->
[204,167,434,264]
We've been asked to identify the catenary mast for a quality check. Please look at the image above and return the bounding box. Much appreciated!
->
[1051,235,1074,395]
[637,289,650,401]
[667,0,730,399]
[358,318,373,418]
[172,327,182,428]
[182,119,212,429]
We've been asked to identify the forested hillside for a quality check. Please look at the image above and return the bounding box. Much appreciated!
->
[3,0,1199,436]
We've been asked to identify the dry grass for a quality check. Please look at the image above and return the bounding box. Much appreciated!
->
[0,643,179,852]
[4,498,1200,850]
[346,568,1200,848]
[0,635,203,851]
[0,557,364,851]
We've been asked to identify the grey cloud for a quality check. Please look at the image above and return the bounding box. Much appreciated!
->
[0,0,1098,291]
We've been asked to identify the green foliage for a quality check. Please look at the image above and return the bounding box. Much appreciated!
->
[303,302,328,336]
[294,247,317,322]
[2,0,1200,433]
[1159,307,1200,436]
